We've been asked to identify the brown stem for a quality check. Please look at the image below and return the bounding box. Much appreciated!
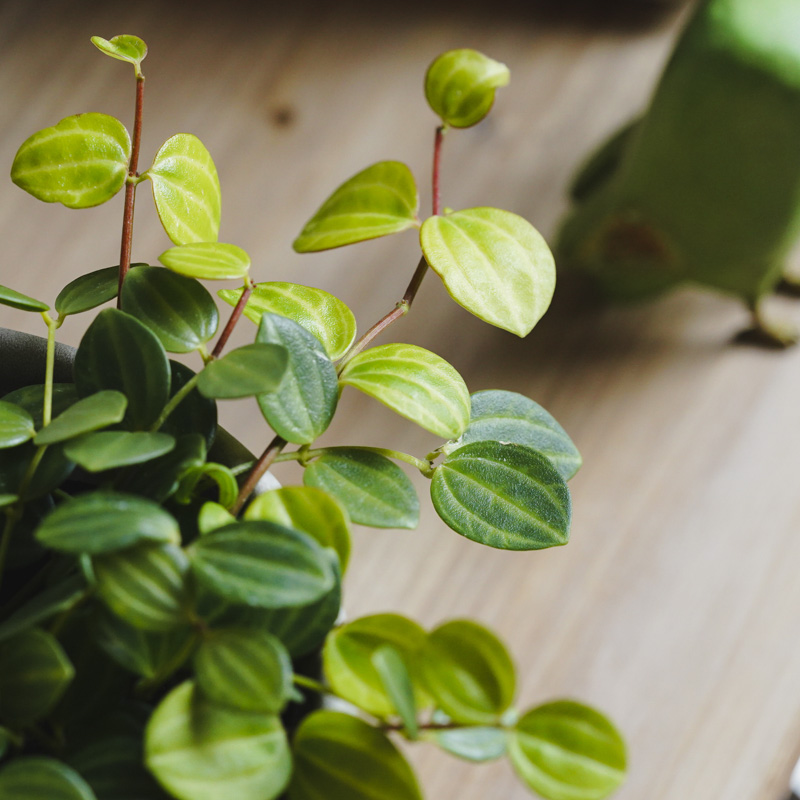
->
[232,434,286,515]
[432,125,446,216]
[212,283,253,359]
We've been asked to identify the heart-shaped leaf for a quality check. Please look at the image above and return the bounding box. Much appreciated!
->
[0,284,49,312]
[0,757,97,800]
[0,401,35,448]
[421,207,556,336]
[303,448,419,529]
[159,242,250,280]
[12,113,131,208]
[197,343,287,399]
[431,727,507,762]
[431,441,571,550]
[91,34,148,71]
[0,574,86,642]
[55,265,123,317]
[339,343,470,439]
[219,282,357,360]
[34,390,127,446]
[508,701,627,800]
[64,431,175,472]
[293,161,419,252]
[148,134,221,245]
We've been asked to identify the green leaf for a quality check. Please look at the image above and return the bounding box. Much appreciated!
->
[148,134,221,246]
[36,491,180,555]
[0,629,74,724]
[372,645,418,738]
[55,265,124,317]
[323,614,428,718]
[34,390,127,446]
[431,441,571,550]
[219,282,357,360]
[0,727,8,760]
[0,401,35,447]
[445,390,582,480]
[197,343,287,399]
[0,757,97,800]
[121,266,219,352]
[159,242,250,280]
[198,502,235,534]
[0,574,86,642]
[425,49,510,128]
[508,701,627,800]
[94,543,190,631]
[245,486,351,573]
[176,461,238,508]
[0,439,74,500]
[0,494,17,508]
[74,308,171,430]
[160,361,217,448]
[11,113,131,208]
[64,431,175,472]
[255,313,338,444]
[145,680,291,800]
[91,34,147,71]
[420,207,556,337]
[303,449,419,529]
[3,383,78,429]
[289,711,422,800]
[339,343,470,439]
[0,284,49,312]
[293,161,419,252]
[190,520,336,608]
[419,619,515,725]
[431,726,507,762]
[194,629,292,713]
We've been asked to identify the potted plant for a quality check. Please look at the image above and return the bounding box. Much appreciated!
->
[0,37,626,800]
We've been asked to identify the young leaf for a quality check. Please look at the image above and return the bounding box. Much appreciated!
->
[91,34,147,71]
[256,313,338,444]
[145,681,291,800]
[431,441,571,550]
[198,501,235,534]
[11,113,131,208]
[34,390,127,446]
[508,701,627,800]
[0,400,35,448]
[219,281,357,360]
[148,134,221,245]
[55,265,122,317]
[0,574,86,642]
[444,389,582,480]
[0,284,49,312]
[289,711,423,800]
[64,431,175,472]
[0,757,98,800]
[303,448,419,529]
[431,727,507,762]
[293,161,419,252]
[196,343,287,399]
[425,49,510,128]
[176,462,238,508]
[420,207,556,336]
[120,266,219,352]
[339,343,470,439]
[159,242,250,280]
[372,645,419,738]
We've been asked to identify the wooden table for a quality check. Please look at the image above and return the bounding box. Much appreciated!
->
[3,1,799,798]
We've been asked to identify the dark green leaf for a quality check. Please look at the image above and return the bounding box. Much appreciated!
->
[55,265,125,317]
[0,494,17,508]
[159,242,248,280]
[431,727,507,762]
[0,284,49,312]
[0,400,35,447]
[0,757,97,800]
[160,361,217,448]
[3,383,78,429]
[0,439,74,500]
[0,574,86,642]
[372,645,419,738]
[64,431,175,472]
[34,390,127,446]
[197,343,287,399]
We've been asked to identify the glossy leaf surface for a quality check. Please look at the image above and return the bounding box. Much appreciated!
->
[34,390,127,445]
[64,430,175,472]
[293,161,418,252]
[12,113,131,208]
[0,401,35,447]
[0,284,49,312]
[159,242,249,280]
[432,726,507,762]
[55,265,121,317]
[0,757,97,800]
[197,343,287,399]
[91,34,147,69]
[421,207,556,336]
[431,441,571,550]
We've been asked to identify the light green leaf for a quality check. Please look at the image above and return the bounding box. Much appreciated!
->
[11,113,131,208]
[219,282,357,360]
[0,494,17,508]
[508,701,627,800]
[245,486,351,573]
[176,462,238,508]
[431,726,507,762]
[419,619,515,725]
[148,134,221,245]
[289,711,422,800]
[0,284,49,312]
[293,161,419,252]
[340,343,470,439]
[159,242,250,280]
[190,520,336,608]
[36,491,180,554]
[0,757,97,800]
[194,629,292,713]
[34,390,127,446]
[198,502,235,534]
[55,265,124,317]
[0,401,35,448]
[372,645,419,738]
[256,313,338,444]
[431,441,571,550]
[196,343,287,399]
[444,390,582,480]
[303,448,419,529]
[421,207,556,336]
[91,34,147,71]
[323,614,428,718]
[0,574,86,642]
[64,430,175,472]
[146,680,291,800]
[425,49,510,128]
[121,265,219,352]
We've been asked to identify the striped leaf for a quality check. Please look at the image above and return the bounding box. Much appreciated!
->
[159,242,250,280]
[34,390,127,446]
[91,34,147,70]
[0,574,86,642]
[145,680,291,800]
[11,113,131,208]
[293,161,419,252]
[0,400,35,448]
[432,727,507,763]
[0,758,97,800]
[219,282,357,360]
[55,265,122,317]
[421,207,556,337]
[148,134,221,245]
[430,441,571,550]
[64,431,176,472]
[196,343,287,399]
[339,343,470,439]
[0,284,49,312]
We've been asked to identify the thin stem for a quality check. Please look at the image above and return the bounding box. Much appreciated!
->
[432,125,446,216]
[292,674,329,695]
[231,435,286,515]
[149,372,201,432]
[211,281,253,359]
[41,312,57,427]
[276,445,434,478]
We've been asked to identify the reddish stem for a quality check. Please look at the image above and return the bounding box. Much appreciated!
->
[212,283,253,359]
[432,125,445,216]
[232,435,285,514]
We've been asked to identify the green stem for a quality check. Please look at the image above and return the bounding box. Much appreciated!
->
[40,312,58,427]
[276,445,434,478]
[150,372,201,432]
[292,674,329,695]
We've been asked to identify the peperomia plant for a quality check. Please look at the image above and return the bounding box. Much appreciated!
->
[0,37,627,800]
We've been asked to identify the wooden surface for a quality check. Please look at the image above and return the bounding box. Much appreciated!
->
[3,1,800,798]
